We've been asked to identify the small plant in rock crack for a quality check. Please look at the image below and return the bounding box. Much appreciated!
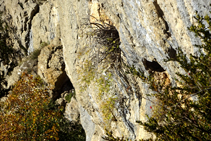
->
[30,49,41,60]
[100,96,118,122]
[65,89,76,103]
[85,18,121,66]
[78,19,122,91]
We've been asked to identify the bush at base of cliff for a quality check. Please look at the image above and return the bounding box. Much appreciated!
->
[0,73,85,141]
[137,12,211,140]
[0,73,61,140]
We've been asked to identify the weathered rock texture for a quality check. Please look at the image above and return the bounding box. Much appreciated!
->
[1,0,211,140]
[38,45,65,90]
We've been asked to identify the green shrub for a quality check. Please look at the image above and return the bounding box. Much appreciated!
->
[28,41,49,64]
[97,72,113,99]
[58,120,86,141]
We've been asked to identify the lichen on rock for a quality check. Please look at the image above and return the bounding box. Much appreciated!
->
[1,0,211,140]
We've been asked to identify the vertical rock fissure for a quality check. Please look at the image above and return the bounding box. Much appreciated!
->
[120,108,136,139]
[153,0,171,39]
[25,4,39,51]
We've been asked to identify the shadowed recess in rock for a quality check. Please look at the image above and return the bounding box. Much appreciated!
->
[142,58,165,72]
[167,47,177,60]
[53,72,74,100]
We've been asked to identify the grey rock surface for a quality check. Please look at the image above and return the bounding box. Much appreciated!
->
[1,0,211,140]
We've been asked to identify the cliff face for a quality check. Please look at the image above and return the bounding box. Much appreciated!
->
[1,0,211,140]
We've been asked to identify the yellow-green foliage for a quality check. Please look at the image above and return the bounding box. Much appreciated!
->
[79,60,96,91]
[78,59,117,124]
[0,73,62,140]
[97,72,112,99]
[79,59,113,95]
[100,96,117,122]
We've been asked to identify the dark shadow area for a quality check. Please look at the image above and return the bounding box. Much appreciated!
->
[53,72,74,100]
[58,120,86,141]
[142,58,165,72]
[167,47,177,60]
[61,78,74,93]
[0,11,19,98]
[153,0,171,38]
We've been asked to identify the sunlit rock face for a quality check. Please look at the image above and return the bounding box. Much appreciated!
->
[1,0,211,140]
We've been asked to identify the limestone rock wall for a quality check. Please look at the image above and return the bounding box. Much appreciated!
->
[1,0,211,140]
